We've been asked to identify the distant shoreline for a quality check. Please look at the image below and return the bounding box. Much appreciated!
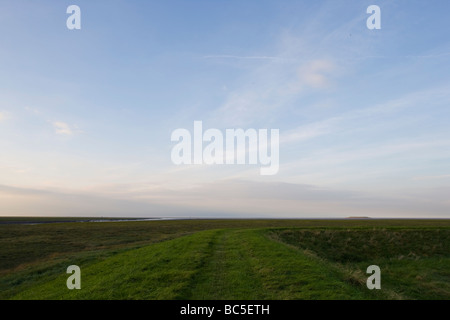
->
[1,216,449,225]
[345,216,371,219]
[0,217,180,225]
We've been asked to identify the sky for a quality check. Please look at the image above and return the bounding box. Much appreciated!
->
[1,0,450,218]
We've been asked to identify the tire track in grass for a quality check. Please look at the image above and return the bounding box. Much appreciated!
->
[13,228,383,299]
[13,230,219,300]
[186,229,374,299]
[182,229,266,299]
[242,229,373,299]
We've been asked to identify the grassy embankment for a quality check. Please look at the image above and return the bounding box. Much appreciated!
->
[1,219,449,299]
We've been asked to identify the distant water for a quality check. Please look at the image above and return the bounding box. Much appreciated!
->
[82,218,180,223]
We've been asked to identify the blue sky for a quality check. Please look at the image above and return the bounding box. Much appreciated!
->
[1,0,450,217]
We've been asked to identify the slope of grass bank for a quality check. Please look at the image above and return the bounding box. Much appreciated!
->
[2,219,449,300]
[2,219,448,274]
[179,229,378,299]
[271,228,450,299]
[11,229,378,300]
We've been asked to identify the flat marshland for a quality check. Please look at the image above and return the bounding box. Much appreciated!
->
[0,218,449,299]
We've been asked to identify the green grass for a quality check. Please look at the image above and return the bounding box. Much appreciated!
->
[11,229,377,300]
[271,228,450,262]
[13,230,217,299]
[1,219,449,300]
[181,229,375,299]
[270,227,450,299]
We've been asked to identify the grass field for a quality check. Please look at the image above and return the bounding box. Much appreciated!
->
[1,218,449,300]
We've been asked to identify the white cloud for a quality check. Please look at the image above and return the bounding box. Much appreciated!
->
[53,121,73,135]
[412,175,450,181]
[203,55,282,61]
[280,118,338,144]
[298,59,336,88]
[210,57,339,126]
[2,180,449,218]
[207,29,345,127]
[24,106,40,115]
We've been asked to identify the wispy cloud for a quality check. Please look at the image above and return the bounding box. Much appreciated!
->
[210,55,338,126]
[2,180,449,218]
[298,59,336,89]
[24,106,40,115]
[282,84,450,146]
[0,184,190,217]
[405,51,450,59]
[206,22,358,127]
[412,175,450,181]
[203,55,283,61]
[280,119,337,144]
[52,121,74,135]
